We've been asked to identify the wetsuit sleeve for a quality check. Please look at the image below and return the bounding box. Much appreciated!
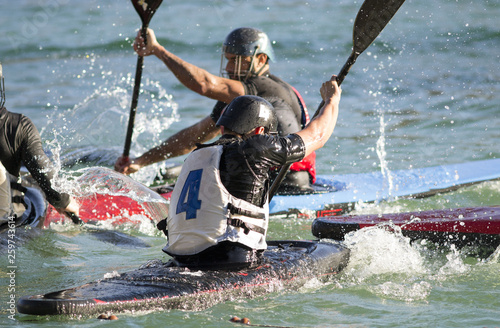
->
[281,133,306,165]
[18,116,70,209]
[209,101,228,123]
[247,133,305,168]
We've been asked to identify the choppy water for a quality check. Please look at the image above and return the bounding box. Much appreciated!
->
[1,0,499,327]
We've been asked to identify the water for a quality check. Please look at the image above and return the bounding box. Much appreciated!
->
[1,0,499,326]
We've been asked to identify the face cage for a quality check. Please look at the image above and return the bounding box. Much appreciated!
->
[219,47,260,81]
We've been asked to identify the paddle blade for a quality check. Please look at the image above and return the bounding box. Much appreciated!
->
[353,0,406,54]
[132,0,163,25]
[336,0,405,86]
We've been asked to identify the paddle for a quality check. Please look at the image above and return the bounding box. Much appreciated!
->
[268,0,406,200]
[65,212,82,225]
[122,0,163,158]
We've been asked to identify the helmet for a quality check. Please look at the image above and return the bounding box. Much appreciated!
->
[223,27,275,62]
[0,63,5,108]
[216,95,277,135]
[220,27,275,81]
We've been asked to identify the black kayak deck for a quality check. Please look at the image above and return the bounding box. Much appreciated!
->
[17,240,349,316]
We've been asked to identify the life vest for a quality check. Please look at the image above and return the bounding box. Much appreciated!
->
[164,145,269,257]
[289,86,316,183]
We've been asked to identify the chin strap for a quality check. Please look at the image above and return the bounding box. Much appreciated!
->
[244,46,270,81]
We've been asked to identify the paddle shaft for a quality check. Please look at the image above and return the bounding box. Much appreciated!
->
[122,0,163,158]
[309,51,359,121]
[268,0,405,200]
[65,211,83,225]
[123,26,148,158]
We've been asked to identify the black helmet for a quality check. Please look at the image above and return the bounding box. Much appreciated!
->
[223,27,275,62]
[216,95,277,135]
[0,63,5,108]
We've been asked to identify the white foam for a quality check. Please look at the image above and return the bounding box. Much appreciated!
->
[343,225,427,280]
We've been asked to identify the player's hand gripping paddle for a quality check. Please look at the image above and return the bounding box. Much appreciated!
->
[269,0,406,200]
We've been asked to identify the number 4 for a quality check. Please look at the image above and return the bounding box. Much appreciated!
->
[176,169,203,220]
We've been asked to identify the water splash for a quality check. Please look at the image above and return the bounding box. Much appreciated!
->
[45,167,169,235]
[343,224,427,280]
[341,224,429,302]
[435,245,470,276]
[103,271,120,279]
[338,220,492,303]
[74,167,164,201]
[484,244,500,263]
[76,167,169,219]
[41,72,180,185]
[376,113,395,199]
[366,53,398,203]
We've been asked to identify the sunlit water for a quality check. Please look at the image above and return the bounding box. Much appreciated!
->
[1,0,499,327]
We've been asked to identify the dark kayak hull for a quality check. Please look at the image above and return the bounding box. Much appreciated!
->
[312,206,500,248]
[17,240,349,316]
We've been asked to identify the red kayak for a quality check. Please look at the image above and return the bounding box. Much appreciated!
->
[312,206,500,248]
[43,167,172,228]
[44,187,173,228]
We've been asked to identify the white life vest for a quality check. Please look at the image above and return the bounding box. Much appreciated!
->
[164,145,269,256]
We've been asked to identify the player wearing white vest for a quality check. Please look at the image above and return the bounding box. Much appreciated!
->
[161,75,341,267]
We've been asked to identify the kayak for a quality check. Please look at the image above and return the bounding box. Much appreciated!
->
[44,167,169,229]
[271,158,500,219]
[44,193,161,227]
[311,206,500,248]
[17,239,350,316]
[43,158,500,227]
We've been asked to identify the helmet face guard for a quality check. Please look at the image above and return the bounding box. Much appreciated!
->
[220,53,242,81]
[216,95,278,135]
[0,63,5,108]
[220,28,275,81]
[220,51,259,81]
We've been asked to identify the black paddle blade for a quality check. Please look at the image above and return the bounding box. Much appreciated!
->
[336,0,405,85]
[273,0,406,199]
[353,0,406,54]
[132,0,163,25]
